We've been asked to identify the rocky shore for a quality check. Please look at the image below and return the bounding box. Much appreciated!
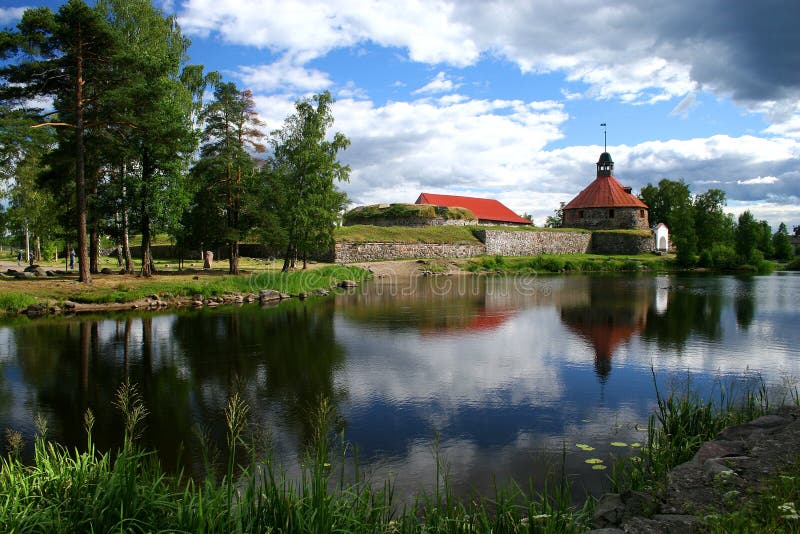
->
[589,406,800,533]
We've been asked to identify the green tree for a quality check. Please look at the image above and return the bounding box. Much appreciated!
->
[735,210,758,262]
[267,91,350,271]
[754,220,774,258]
[544,202,564,228]
[772,222,794,260]
[1,0,119,282]
[190,81,265,274]
[640,178,696,264]
[694,189,733,252]
[98,0,198,277]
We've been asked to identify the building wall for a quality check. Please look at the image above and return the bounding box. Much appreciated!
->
[563,207,649,230]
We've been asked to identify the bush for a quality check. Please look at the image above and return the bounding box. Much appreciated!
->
[711,244,738,270]
[697,249,713,268]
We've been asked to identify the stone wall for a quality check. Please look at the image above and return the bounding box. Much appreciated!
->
[590,232,653,255]
[563,206,649,230]
[333,230,653,263]
[334,242,485,263]
[478,230,592,255]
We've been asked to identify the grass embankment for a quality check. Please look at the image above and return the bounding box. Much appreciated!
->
[1,377,798,532]
[464,253,675,273]
[343,203,477,224]
[0,265,368,315]
[335,224,596,245]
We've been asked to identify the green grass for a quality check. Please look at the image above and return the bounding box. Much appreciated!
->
[335,224,484,244]
[343,203,477,224]
[335,224,598,245]
[0,292,39,312]
[70,266,370,304]
[464,253,674,273]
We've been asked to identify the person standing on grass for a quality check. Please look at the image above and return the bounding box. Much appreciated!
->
[69,248,75,270]
[17,249,22,266]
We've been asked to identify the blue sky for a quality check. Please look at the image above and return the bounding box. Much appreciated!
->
[3,0,799,228]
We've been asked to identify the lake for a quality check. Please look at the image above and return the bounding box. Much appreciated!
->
[1,272,799,501]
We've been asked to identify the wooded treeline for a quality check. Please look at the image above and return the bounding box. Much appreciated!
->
[639,179,795,268]
[0,0,349,281]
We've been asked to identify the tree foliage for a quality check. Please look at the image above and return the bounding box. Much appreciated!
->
[187,81,265,274]
[266,91,350,271]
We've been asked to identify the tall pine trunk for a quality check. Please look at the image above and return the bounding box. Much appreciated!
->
[75,25,91,283]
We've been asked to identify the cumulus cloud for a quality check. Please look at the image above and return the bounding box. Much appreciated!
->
[247,89,800,227]
[237,55,332,92]
[412,71,460,95]
[737,176,779,185]
[0,7,27,25]
[177,0,800,117]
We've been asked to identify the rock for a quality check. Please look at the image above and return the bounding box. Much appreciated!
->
[192,300,203,307]
[206,301,219,307]
[314,289,330,297]
[279,293,291,300]
[692,439,748,465]
[24,304,45,316]
[148,294,159,300]
[339,279,358,288]
[119,269,128,275]
[101,267,113,274]
[23,264,40,272]
[298,292,308,300]
[585,529,626,534]
[48,306,61,315]
[259,289,282,301]
[594,493,625,528]
[192,294,203,302]
[717,415,791,440]
[620,490,660,518]
[45,270,57,277]
[5,269,19,275]
[63,301,77,310]
[15,272,34,279]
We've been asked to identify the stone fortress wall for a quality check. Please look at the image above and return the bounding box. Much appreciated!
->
[334,229,654,263]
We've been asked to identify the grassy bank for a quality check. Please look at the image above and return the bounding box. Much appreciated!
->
[464,253,676,273]
[334,224,596,245]
[1,377,798,532]
[0,265,369,315]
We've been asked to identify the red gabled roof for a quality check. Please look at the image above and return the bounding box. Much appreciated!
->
[415,193,532,225]
[563,175,648,210]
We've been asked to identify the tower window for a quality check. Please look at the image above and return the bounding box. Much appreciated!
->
[578,210,584,218]
[639,209,644,217]
[609,209,615,218]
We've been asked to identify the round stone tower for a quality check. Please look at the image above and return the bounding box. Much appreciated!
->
[562,152,649,230]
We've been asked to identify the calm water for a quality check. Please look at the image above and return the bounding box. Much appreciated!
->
[1,272,799,500]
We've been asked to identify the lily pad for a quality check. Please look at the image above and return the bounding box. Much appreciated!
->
[592,464,607,470]
[576,444,595,451]
[630,442,642,448]
[581,419,591,423]
[585,458,604,465]
[610,441,628,447]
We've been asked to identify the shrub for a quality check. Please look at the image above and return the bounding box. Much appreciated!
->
[711,244,738,270]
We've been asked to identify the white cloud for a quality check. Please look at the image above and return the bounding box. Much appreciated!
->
[236,55,332,92]
[178,1,799,118]
[737,176,779,185]
[0,7,27,25]
[412,71,460,95]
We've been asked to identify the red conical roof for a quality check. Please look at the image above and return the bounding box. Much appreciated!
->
[415,193,531,224]
[563,175,648,210]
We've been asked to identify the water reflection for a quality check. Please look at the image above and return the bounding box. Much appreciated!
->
[0,273,798,502]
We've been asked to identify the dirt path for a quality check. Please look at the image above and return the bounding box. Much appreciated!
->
[353,259,466,278]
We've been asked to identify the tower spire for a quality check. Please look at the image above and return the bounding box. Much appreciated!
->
[600,123,607,152]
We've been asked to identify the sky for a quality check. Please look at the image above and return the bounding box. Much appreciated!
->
[2,0,799,228]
